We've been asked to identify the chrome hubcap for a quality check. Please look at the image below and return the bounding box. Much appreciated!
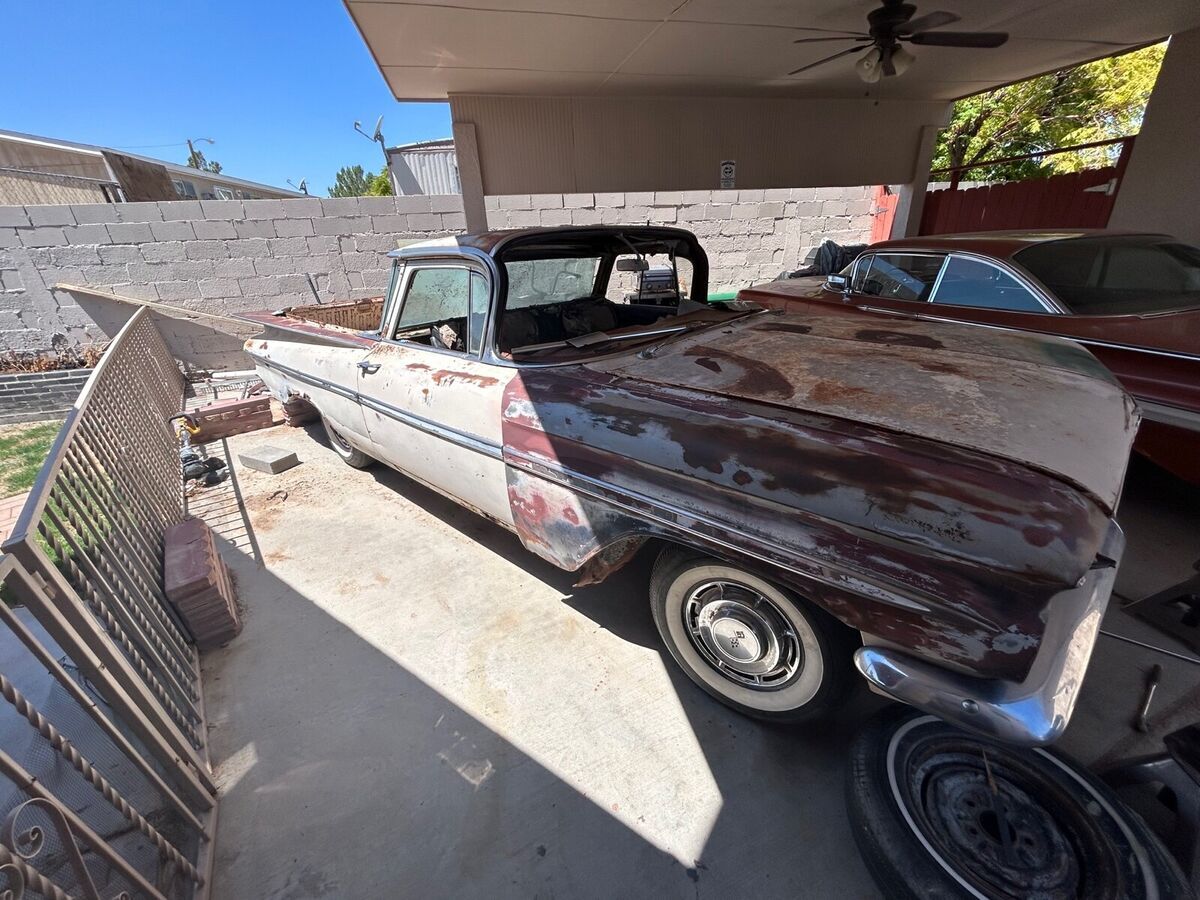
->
[684,580,803,689]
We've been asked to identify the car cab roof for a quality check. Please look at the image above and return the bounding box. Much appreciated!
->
[868,229,1171,260]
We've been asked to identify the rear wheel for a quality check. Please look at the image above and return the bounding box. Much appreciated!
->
[847,706,1191,899]
[649,546,856,723]
[321,416,374,469]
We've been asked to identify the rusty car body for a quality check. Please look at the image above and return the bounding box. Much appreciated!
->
[766,230,1200,484]
[241,226,1138,746]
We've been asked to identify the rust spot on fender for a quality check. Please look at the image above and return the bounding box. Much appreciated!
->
[694,357,722,373]
[732,470,753,486]
[756,322,813,336]
[809,380,872,405]
[855,329,944,351]
[407,362,433,372]
[682,345,792,399]
[431,370,500,388]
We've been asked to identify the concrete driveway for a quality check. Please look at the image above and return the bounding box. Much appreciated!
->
[197,423,1200,899]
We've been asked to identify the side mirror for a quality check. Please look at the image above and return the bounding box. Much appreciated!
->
[824,274,850,292]
[616,258,649,273]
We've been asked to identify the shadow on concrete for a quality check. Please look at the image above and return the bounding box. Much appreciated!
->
[202,425,885,898]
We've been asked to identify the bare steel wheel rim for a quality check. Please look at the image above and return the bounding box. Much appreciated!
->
[683,580,803,689]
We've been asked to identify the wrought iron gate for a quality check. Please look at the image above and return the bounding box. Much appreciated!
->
[0,309,216,898]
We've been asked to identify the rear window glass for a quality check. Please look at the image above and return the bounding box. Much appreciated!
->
[859,254,945,301]
[931,257,1047,313]
[1015,237,1200,314]
[505,257,600,309]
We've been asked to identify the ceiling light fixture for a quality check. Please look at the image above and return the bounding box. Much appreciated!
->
[856,47,883,83]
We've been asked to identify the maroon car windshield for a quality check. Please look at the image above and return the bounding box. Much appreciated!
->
[1015,236,1200,315]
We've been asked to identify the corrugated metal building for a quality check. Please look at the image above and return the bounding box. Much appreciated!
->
[386,138,460,195]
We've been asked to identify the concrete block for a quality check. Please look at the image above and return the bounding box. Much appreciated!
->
[625,191,654,206]
[395,195,433,214]
[539,208,571,226]
[269,237,310,256]
[99,243,142,264]
[140,242,187,262]
[653,191,682,206]
[273,218,315,237]
[26,205,76,227]
[737,189,765,203]
[508,209,540,228]
[242,199,284,220]
[320,198,361,217]
[238,444,299,474]
[570,208,602,226]
[200,200,245,219]
[278,197,323,217]
[594,192,625,208]
[371,214,408,233]
[484,196,500,211]
[496,195,531,210]
[155,280,202,301]
[192,219,238,240]
[237,276,277,297]
[125,260,171,283]
[158,200,203,221]
[731,203,759,220]
[0,208,30,228]
[758,202,786,218]
[72,204,120,224]
[710,190,738,203]
[116,201,163,222]
[442,212,466,231]
[226,238,268,258]
[19,228,67,247]
[0,229,18,249]
[407,213,443,231]
[530,193,563,209]
[150,220,196,242]
[312,216,369,236]
[763,188,792,202]
[235,219,276,239]
[62,223,111,245]
[429,194,462,214]
[50,245,102,267]
[680,190,710,205]
[199,277,243,299]
[305,236,338,254]
[212,257,257,278]
[356,233,399,253]
[821,200,849,216]
[106,222,154,243]
[357,197,398,215]
[563,193,594,208]
[184,239,229,260]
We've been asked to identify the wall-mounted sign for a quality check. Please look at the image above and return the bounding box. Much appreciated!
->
[719,160,736,190]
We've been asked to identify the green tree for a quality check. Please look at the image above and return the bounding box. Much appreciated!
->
[933,42,1166,181]
[328,164,373,197]
[367,165,393,196]
[186,148,223,174]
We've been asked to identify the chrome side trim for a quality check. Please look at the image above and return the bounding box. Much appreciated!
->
[1139,399,1200,433]
[503,447,934,615]
[855,520,1124,747]
[249,355,504,460]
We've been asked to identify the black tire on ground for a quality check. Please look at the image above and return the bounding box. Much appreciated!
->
[321,416,374,469]
[649,545,858,723]
[846,705,1192,900]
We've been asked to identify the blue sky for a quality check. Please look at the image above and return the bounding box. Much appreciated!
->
[2,0,452,195]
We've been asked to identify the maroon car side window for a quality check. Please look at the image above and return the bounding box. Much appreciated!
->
[931,256,1048,313]
[858,253,946,302]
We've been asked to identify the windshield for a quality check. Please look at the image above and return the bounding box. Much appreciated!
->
[1015,236,1200,315]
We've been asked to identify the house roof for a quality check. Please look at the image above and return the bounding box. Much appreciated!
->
[0,128,304,197]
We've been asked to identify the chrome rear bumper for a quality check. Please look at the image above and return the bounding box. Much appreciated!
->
[855,521,1124,747]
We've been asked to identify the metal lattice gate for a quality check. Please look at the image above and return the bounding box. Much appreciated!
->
[0,309,216,898]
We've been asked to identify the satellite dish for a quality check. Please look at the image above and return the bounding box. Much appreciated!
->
[372,116,384,143]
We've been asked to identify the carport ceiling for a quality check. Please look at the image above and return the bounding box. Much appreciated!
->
[346,0,1200,101]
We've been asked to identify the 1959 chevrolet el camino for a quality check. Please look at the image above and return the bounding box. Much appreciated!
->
[241,226,1139,746]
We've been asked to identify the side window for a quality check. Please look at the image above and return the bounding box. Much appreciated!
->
[859,254,945,301]
[378,262,404,334]
[395,267,470,352]
[932,257,1048,313]
[469,272,488,355]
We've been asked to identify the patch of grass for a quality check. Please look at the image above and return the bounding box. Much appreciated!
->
[0,421,62,499]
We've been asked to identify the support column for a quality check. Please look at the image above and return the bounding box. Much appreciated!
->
[451,121,488,233]
[1109,27,1200,245]
[889,123,941,239]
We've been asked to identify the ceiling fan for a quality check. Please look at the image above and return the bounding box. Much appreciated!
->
[789,1,1009,82]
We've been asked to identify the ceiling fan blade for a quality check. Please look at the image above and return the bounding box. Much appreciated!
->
[793,35,870,44]
[909,30,1009,47]
[788,45,869,76]
[898,10,960,34]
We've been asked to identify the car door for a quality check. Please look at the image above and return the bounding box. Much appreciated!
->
[355,259,514,526]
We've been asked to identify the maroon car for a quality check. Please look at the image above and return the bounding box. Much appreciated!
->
[755,231,1200,484]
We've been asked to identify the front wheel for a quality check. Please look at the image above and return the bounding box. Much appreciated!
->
[649,547,857,723]
[847,706,1191,900]
[321,416,374,469]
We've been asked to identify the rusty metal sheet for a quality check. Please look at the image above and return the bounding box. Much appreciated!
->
[588,309,1138,513]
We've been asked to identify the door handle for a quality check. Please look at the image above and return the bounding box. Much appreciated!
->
[357,361,381,374]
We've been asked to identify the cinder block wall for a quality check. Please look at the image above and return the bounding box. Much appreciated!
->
[0,187,877,352]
